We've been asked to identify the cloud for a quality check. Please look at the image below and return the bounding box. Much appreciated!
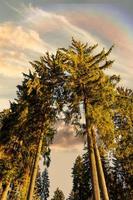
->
[0,98,11,111]
[0,22,53,78]
[51,121,85,152]
[0,22,51,52]
[0,74,22,111]
[22,6,105,47]
[0,50,30,75]
[0,74,21,97]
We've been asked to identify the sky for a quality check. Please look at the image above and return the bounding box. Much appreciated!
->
[0,0,133,198]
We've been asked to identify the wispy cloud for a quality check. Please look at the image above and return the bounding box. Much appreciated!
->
[0,23,51,52]
[2,0,25,17]
[22,6,105,47]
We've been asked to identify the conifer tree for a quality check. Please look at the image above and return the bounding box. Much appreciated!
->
[72,156,84,200]
[102,154,132,200]
[33,170,41,200]
[0,102,31,200]
[71,155,92,200]
[51,188,65,200]
[115,87,133,174]
[114,87,133,198]
[82,151,92,199]
[0,48,64,199]
[26,52,63,200]
[41,169,50,200]
[56,38,118,199]
[0,64,57,199]
[34,168,50,200]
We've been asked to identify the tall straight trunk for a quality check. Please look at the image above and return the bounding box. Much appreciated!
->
[83,95,101,200]
[27,132,43,200]
[0,180,2,190]
[1,181,10,200]
[24,156,36,200]
[86,131,101,200]
[92,126,109,200]
[20,168,31,200]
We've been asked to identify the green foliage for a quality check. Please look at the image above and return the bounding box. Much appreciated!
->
[34,168,50,200]
[70,151,132,200]
[102,155,133,200]
[0,52,59,192]
[56,38,119,152]
[41,169,50,200]
[71,154,92,200]
[72,156,85,200]
[51,188,65,200]
[114,87,133,175]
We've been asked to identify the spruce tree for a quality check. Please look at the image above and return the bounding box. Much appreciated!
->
[33,171,42,200]
[71,154,92,200]
[82,151,92,199]
[41,169,50,200]
[72,156,84,200]
[114,87,133,198]
[56,38,118,199]
[51,188,65,200]
[34,168,50,200]
[102,155,132,200]
[0,63,57,199]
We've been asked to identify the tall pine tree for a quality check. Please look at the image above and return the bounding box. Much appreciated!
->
[56,38,118,200]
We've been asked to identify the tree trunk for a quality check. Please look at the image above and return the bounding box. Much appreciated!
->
[27,133,43,200]
[92,126,109,200]
[1,181,10,200]
[24,156,36,200]
[83,96,101,200]
[86,128,101,200]
[20,168,31,200]
[0,180,2,190]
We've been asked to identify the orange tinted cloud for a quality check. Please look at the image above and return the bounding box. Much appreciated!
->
[0,22,50,52]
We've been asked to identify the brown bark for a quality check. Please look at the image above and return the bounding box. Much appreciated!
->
[24,156,36,200]
[92,126,109,200]
[27,133,43,200]
[1,181,10,200]
[84,96,101,200]
[0,180,2,190]
[20,168,31,200]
